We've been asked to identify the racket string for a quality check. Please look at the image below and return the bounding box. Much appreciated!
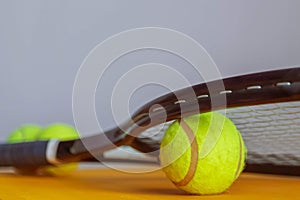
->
[226,101,300,166]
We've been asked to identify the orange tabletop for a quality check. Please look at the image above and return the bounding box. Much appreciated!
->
[0,168,299,200]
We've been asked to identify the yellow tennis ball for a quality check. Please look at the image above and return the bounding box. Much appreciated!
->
[160,112,247,195]
[38,123,79,176]
[7,124,42,143]
[39,123,79,141]
[7,125,43,175]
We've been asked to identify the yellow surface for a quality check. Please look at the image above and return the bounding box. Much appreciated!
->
[0,168,299,200]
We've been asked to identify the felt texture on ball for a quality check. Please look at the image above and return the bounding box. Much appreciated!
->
[38,123,79,176]
[7,125,42,143]
[159,112,247,195]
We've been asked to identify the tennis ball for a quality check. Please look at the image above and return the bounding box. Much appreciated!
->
[39,123,79,141]
[38,123,79,176]
[7,124,42,143]
[7,124,43,175]
[160,112,247,195]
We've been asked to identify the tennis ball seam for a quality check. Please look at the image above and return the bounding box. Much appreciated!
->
[234,131,244,179]
[172,119,199,187]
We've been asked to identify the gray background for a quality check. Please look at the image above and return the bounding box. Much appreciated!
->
[1,0,300,141]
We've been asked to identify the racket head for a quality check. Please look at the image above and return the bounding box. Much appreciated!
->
[1,67,300,176]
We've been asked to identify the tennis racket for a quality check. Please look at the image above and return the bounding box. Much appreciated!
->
[1,67,300,176]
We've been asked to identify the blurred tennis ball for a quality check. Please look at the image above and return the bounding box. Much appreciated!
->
[38,123,79,176]
[7,124,43,175]
[39,123,79,141]
[7,124,42,143]
[160,112,247,195]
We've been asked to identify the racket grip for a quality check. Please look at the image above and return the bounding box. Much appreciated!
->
[0,141,50,167]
